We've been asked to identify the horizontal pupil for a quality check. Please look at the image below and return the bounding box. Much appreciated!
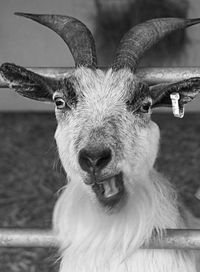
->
[56,101,63,105]
[143,104,149,110]
[141,103,151,112]
[56,99,65,107]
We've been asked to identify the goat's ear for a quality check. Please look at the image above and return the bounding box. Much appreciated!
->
[150,78,200,109]
[0,63,57,102]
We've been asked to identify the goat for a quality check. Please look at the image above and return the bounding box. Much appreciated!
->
[1,12,200,272]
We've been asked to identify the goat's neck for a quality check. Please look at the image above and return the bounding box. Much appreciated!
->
[53,168,182,254]
[53,169,195,272]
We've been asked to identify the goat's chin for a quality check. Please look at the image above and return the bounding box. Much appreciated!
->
[53,164,180,271]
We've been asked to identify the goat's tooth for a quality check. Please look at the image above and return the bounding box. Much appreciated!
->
[103,177,119,198]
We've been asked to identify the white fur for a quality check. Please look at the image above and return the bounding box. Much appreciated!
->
[53,168,196,272]
[53,68,198,272]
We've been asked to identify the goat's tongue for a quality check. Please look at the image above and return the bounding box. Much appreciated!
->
[102,177,119,198]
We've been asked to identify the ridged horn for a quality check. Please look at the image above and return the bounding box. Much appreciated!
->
[15,12,97,68]
[112,18,200,72]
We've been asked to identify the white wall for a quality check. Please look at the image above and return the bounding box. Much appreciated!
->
[0,0,200,111]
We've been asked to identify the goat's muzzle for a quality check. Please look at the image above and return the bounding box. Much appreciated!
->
[78,147,112,175]
[78,147,125,207]
[92,172,125,208]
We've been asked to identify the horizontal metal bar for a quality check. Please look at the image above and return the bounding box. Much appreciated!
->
[137,67,200,85]
[1,67,200,88]
[0,228,56,248]
[148,229,200,249]
[0,228,200,249]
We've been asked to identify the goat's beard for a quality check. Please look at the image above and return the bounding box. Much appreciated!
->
[53,161,180,271]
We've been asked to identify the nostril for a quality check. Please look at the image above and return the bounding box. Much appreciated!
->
[78,148,112,173]
[96,149,112,169]
[78,149,94,173]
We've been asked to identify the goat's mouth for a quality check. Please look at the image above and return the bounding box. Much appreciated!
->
[91,172,125,207]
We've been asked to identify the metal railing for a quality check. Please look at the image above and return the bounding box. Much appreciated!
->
[1,67,200,87]
[0,66,200,249]
[0,228,200,249]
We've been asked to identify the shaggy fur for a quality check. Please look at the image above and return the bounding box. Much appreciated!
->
[52,68,198,272]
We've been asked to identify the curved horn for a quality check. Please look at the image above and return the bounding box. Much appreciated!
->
[15,12,97,68]
[112,18,200,72]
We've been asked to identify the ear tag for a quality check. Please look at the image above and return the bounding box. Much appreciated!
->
[170,93,184,118]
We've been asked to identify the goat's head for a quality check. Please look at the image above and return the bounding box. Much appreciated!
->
[1,13,200,210]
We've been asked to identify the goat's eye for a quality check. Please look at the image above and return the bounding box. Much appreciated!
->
[54,97,66,109]
[139,101,152,113]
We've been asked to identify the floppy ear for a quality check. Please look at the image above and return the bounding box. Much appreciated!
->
[0,63,58,102]
[150,78,200,109]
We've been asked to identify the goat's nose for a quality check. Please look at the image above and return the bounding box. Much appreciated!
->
[78,148,112,173]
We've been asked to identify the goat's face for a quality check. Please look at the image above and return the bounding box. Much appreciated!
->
[1,13,200,210]
[54,68,159,208]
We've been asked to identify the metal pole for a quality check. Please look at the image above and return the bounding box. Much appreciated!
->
[137,67,200,85]
[147,229,200,250]
[1,67,200,87]
[0,228,56,248]
[0,228,200,249]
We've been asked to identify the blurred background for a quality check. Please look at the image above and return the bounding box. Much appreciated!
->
[0,0,200,271]
[1,0,200,110]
